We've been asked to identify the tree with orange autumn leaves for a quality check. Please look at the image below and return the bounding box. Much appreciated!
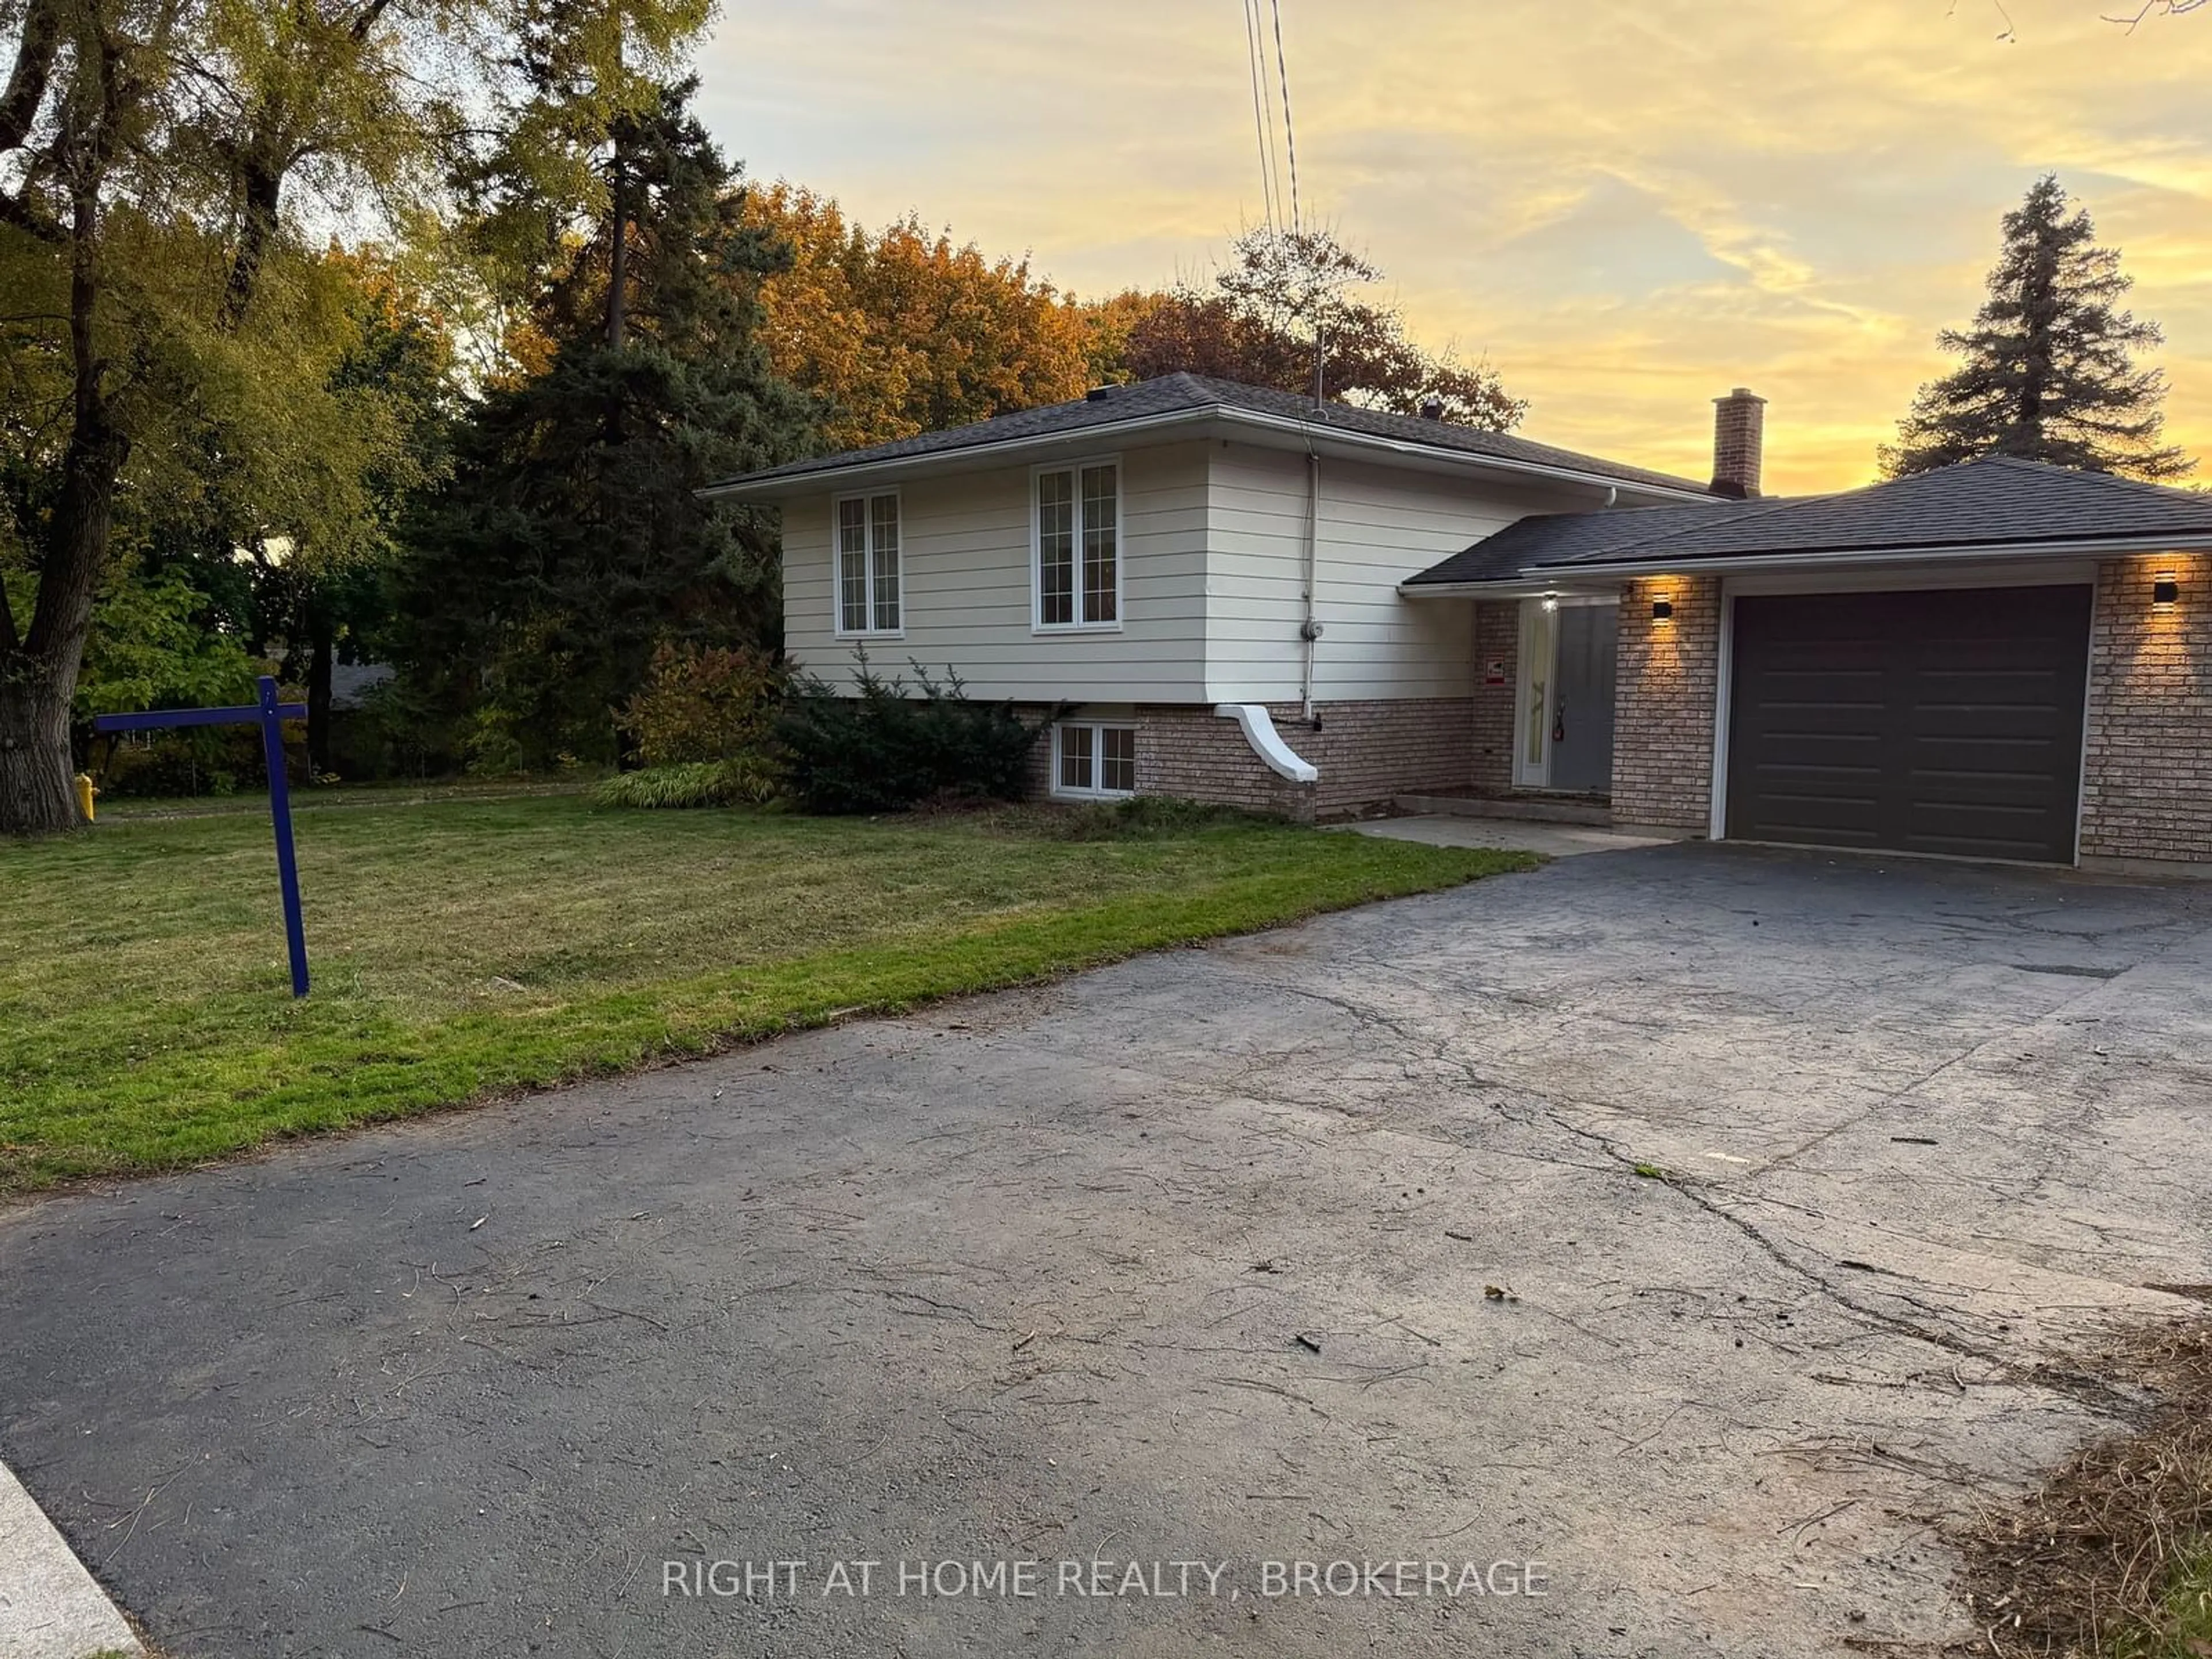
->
[734,189,1523,452]
[734,184,1113,450]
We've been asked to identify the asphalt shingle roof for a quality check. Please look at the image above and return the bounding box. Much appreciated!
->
[711,373,1711,496]
[1406,454,2212,585]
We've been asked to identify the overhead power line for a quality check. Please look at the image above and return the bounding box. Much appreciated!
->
[1268,0,1301,232]
[1242,0,1281,231]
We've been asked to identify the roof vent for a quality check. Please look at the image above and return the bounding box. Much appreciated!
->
[1419,399,1445,421]
[1085,385,1114,402]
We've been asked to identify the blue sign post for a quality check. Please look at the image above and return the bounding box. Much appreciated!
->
[95,675,313,997]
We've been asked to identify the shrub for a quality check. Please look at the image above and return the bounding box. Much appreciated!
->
[777,654,1057,815]
[590,757,783,809]
[621,642,783,767]
[95,718,308,799]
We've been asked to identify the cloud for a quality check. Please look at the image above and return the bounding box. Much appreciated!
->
[695,0,2212,492]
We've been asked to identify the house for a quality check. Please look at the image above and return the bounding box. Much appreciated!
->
[706,373,2212,873]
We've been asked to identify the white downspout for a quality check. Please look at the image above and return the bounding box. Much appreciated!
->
[1300,449,1321,721]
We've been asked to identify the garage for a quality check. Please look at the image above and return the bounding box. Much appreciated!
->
[1725,585,2093,864]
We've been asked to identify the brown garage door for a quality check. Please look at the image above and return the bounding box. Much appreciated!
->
[1725,585,2092,863]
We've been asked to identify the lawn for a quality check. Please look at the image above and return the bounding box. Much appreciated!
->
[0,791,1531,1192]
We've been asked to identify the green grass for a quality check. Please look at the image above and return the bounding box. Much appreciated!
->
[0,791,1533,1192]
[2110,1547,2212,1658]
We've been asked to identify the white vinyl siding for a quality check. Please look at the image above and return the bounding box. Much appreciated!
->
[1202,444,1593,704]
[835,490,902,636]
[779,434,1620,709]
[782,441,1207,702]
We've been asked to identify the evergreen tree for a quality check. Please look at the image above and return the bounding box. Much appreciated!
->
[1883,176,2191,481]
[397,81,809,771]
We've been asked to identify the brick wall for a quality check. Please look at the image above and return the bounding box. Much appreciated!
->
[1263,699,1475,817]
[2081,553,2212,865]
[1470,601,1518,794]
[1023,699,1481,821]
[1134,706,1316,819]
[1611,574,1719,833]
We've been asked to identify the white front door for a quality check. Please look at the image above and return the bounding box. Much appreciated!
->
[1513,596,1619,791]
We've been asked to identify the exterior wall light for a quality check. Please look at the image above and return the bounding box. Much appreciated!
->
[1651,597,1675,621]
[1540,593,1559,612]
[2153,575,2180,608]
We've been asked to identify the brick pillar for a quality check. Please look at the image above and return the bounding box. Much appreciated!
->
[2081,553,2212,865]
[1470,601,1518,794]
[1612,574,1720,834]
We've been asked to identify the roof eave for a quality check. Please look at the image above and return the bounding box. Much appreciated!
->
[696,406,1219,500]
[1535,531,2212,579]
[1400,530,2212,596]
[1208,407,1713,503]
[698,402,1715,505]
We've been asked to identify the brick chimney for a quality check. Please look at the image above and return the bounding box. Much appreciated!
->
[1710,387,1766,498]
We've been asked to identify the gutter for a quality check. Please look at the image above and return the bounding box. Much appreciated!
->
[699,404,1713,505]
[1397,531,2212,596]
[1210,408,1710,503]
[696,407,1215,499]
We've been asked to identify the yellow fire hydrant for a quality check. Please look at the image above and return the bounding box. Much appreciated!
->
[75,772,98,823]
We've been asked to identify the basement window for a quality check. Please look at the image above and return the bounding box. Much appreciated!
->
[1054,722,1136,798]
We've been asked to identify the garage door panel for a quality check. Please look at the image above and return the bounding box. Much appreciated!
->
[1726,585,2090,863]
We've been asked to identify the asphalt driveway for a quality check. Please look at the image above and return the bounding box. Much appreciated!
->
[3,843,2210,1657]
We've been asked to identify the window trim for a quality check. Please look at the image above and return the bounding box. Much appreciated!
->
[831,487,905,639]
[1030,455,1125,635]
[1050,720,1138,800]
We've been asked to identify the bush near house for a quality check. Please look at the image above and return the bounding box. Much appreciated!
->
[777,657,1059,814]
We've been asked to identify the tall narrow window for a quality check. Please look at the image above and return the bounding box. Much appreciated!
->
[836,492,902,635]
[1037,471,1074,627]
[1035,460,1119,628]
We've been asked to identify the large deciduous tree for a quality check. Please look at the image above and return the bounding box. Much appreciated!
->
[736,184,1096,451]
[1117,226,1527,431]
[1882,176,2192,482]
[394,81,809,772]
[0,0,710,833]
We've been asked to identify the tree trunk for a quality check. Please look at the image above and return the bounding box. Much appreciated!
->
[605,145,628,349]
[0,658,82,834]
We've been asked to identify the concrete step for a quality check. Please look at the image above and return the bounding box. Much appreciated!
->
[1395,792,1615,827]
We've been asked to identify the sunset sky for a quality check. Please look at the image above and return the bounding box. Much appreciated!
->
[694,1,2212,495]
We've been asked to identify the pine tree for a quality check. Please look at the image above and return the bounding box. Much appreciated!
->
[1883,176,2191,481]
[397,79,810,770]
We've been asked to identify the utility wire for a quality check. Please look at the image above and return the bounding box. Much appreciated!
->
[1268,0,1301,232]
[1244,0,1282,232]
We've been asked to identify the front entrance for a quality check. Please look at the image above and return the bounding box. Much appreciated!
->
[1514,597,1618,794]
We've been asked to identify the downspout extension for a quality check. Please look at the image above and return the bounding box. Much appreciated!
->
[1215,703,1318,783]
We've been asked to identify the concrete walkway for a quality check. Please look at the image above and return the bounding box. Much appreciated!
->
[0,1460,139,1659]
[3,844,2209,1657]
[1339,812,1676,857]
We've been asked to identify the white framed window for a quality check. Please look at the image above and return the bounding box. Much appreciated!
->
[835,490,902,636]
[1032,458,1121,631]
[1053,722,1137,798]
